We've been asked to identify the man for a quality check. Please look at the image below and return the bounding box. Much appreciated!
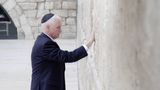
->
[31,13,95,90]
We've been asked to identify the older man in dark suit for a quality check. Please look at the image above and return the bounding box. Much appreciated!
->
[31,13,95,90]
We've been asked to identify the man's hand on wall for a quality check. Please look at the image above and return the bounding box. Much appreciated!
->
[84,31,95,49]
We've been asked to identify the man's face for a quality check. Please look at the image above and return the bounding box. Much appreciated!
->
[49,19,62,39]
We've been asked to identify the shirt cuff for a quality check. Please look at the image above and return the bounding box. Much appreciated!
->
[82,44,88,51]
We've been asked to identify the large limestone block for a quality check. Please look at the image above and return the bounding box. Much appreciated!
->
[68,10,76,17]
[24,10,37,18]
[19,3,37,10]
[62,1,76,10]
[51,10,68,17]
[53,1,62,9]
[37,10,49,18]
[37,2,45,10]
[66,17,76,25]
[45,2,53,9]
[77,0,160,90]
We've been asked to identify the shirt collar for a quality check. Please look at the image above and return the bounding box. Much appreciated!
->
[42,32,55,41]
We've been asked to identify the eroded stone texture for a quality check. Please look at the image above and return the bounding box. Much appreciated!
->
[1,0,77,39]
[77,0,160,90]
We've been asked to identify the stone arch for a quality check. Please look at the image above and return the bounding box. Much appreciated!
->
[0,5,17,39]
[1,0,33,39]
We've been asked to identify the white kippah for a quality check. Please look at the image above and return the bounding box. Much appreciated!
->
[41,14,60,26]
[47,14,58,23]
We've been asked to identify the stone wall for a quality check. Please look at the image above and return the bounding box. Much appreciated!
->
[0,0,77,39]
[77,0,160,90]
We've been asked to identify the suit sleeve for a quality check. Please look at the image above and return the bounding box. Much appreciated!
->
[42,41,88,63]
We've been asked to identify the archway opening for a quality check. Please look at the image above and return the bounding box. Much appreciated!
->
[0,5,17,39]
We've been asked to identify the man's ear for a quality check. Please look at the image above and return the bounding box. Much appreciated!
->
[46,24,50,30]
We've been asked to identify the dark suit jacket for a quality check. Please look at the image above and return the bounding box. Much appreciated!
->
[31,33,88,90]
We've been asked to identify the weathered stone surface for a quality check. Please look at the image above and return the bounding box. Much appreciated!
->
[19,3,37,10]
[37,2,45,10]
[62,1,76,10]
[62,25,76,33]
[66,17,76,25]
[1,0,77,39]
[45,2,53,9]
[31,26,40,39]
[3,0,16,11]
[8,9,18,19]
[68,10,76,17]
[0,0,6,4]
[46,0,58,2]
[31,26,40,33]
[60,32,76,39]
[24,10,37,18]
[62,17,66,25]
[28,18,39,26]
[17,28,25,39]
[36,0,45,2]
[77,0,160,90]
[51,10,68,17]
[12,18,21,28]
[20,15,33,39]
[16,0,42,3]
[61,24,76,39]
[15,0,26,3]
[14,5,23,16]
[54,1,62,9]
[37,10,49,18]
